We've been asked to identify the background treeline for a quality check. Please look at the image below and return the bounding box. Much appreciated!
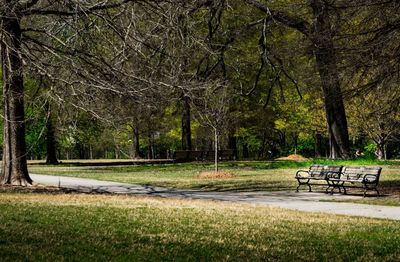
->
[2,0,400,162]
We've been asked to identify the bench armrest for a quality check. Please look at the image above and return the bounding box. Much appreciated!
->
[326,171,340,179]
[362,174,378,183]
[295,170,310,178]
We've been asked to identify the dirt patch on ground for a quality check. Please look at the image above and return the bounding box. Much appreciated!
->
[197,171,235,179]
[275,154,309,161]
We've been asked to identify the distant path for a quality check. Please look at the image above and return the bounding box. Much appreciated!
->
[31,174,400,221]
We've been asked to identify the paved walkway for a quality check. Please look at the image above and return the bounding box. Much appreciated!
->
[30,174,400,221]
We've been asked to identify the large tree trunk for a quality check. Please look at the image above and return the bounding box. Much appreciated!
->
[181,96,192,150]
[45,103,59,165]
[374,136,386,160]
[246,0,351,159]
[0,15,31,185]
[131,121,141,159]
[242,143,249,159]
[147,132,154,159]
[315,133,323,158]
[228,131,237,160]
[311,0,350,159]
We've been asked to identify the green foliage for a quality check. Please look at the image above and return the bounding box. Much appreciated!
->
[295,135,315,157]
[364,143,377,159]
[57,113,104,159]
[237,128,263,152]
[24,78,47,159]
[25,109,47,160]
[3,0,398,162]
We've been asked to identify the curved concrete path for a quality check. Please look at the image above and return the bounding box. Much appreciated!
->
[31,174,400,221]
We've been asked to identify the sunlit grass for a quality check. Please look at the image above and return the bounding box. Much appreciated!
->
[29,162,299,191]
[323,198,400,207]
[0,192,400,261]
[28,161,400,195]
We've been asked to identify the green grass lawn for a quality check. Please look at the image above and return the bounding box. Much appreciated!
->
[29,161,299,192]
[28,160,400,195]
[0,192,400,261]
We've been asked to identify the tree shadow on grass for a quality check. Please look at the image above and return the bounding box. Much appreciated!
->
[189,180,297,192]
[378,180,400,196]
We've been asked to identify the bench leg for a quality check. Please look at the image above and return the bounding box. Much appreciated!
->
[295,178,302,192]
[362,183,379,198]
[328,181,343,195]
[325,184,331,194]
[296,179,312,192]
[369,184,380,197]
[362,183,370,197]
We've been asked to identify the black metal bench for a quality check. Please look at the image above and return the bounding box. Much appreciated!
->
[295,165,343,192]
[172,150,190,162]
[173,150,235,162]
[219,149,235,160]
[187,150,203,161]
[327,166,382,197]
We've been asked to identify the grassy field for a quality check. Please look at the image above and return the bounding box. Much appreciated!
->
[29,161,298,192]
[0,192,400,261]
[28,160,400,195]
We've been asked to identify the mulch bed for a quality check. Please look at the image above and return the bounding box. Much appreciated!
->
[275,154,309,161]
[197,171,235,179]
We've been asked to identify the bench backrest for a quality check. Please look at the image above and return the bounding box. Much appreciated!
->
[219,149,235,160]
[173,151,189,162]
[309,165,342,178]
[187,150,203,161]
[341,166,382,182]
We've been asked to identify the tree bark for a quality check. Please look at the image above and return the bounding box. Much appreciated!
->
[293,134,298,155]
[147,132,154,159]
[315,133,323,158]
[375,144,384,160]
[131,120,141,159]
[0,15,31,185]
[45,103,59,164]
[242,143,249,159]
[89,145,93,159]
[181,96,192,150]
[214,127,219,172]
[228,131,237,160]
[311,0,350,159]
[375,136,386,160]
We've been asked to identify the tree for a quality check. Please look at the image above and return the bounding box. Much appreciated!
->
[181,95,192,150]
[245,0,351,159]
[1,3,30,185]
[191,83,232,171]
[349,84,400,160]
[0,0,147,185]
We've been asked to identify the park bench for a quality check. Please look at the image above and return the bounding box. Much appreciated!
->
[173,150,189,162]
[219,149,235,160]
[204,150,235,161]
[295,164,343,192]
[187,150,203,161]
[327,166,382,197]
[173,150,235,162]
